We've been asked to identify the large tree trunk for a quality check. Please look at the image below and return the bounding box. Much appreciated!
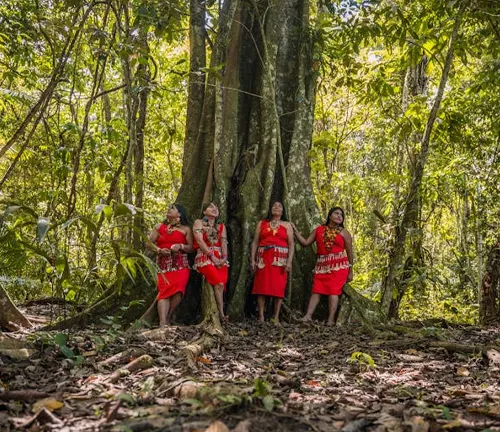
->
[177,0,320,320]
[381,7,466,317]
[479,239,500,324]
[176,0,378,323]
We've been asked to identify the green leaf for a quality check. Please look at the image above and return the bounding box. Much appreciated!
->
[60,345,75,359]
[95,204,113,220]
[54,333,67,347]
[114,203,135,217]
[37,216,50,244]
[262,395,275,411]
[116,393,136,405]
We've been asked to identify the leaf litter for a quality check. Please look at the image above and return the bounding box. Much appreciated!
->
[1,313,500,431]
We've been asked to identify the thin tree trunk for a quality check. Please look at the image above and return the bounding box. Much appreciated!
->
[0,5,89,160]
[381,5,466,317]
[181,0,207,183]
[132,30,150,250]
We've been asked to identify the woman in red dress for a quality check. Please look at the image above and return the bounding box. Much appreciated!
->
[250,201,294,324]
[148,204,194,327]
[193,202,229,321]
[293,207,353,326]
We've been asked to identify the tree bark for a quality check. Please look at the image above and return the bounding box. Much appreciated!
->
[479,239,500,324]
[0,284,33,331]
[176,0,382,322]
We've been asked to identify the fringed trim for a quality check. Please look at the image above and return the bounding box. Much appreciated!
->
[193,246,229,270]
[158,253,189,272]
[313,251,349,274]
[256,245,289,268]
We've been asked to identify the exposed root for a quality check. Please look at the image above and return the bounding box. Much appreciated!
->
[0,284,33,331]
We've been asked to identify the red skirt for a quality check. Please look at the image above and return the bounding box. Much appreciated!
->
[157,268,190,300]
[198,264,229,289]
[252,249,288,298]
[312,269,348,296]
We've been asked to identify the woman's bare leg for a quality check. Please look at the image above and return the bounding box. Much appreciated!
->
[302,293,321,321]
[158,298,170,327]
[272,298,283,324]
[326,295,339,326]
[214,284,227,321]
[257,296,265,322]
[166,293,182,324]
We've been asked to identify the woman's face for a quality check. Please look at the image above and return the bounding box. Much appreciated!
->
[329,209,344,225]
[203,203,219,218]
[167,204,181,220]
[271,202,284,218]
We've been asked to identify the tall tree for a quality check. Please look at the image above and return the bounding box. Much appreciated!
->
[381,2,467,317]
[178,0,319,318]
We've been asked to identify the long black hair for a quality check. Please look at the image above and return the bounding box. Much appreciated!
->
[163,203,189,226]
[266,200,288,222]
[325,206,345,227]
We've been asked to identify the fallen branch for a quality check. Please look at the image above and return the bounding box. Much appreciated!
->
[107,354,153,384]
[0,390,50,401]
[97,348,146,368]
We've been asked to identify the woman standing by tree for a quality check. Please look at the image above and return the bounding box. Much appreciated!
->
[293,207,353,326]
[193,202,229,321]
[148,204,194,327]
[250,201,294,324]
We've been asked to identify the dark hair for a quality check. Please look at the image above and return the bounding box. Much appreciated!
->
[266,200,288,222]
[325,206,345,227]
[174,203,189,226]
[163,203,189,226]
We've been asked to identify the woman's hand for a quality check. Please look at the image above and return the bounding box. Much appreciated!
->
[347,268,353,282]
[170,244,182,253]
[286,261,292,273]
[250,259,256,272]
[159,248,171,256]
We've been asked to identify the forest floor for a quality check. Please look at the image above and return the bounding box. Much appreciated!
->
[1,303,500,431]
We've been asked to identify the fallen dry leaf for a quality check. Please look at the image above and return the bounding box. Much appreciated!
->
[205,420,229,432]
[32,397,64,413]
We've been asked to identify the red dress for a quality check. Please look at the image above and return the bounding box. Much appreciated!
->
[156,224,190,300]
[312,225,350,296]
[252,220,289,298]
[193,223,229,289]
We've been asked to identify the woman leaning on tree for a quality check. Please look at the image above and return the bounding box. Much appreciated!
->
[293,206,353,326]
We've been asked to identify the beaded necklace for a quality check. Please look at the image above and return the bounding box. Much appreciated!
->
[323,224,343,251]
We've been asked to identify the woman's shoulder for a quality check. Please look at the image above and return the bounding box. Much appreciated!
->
[340,227,351,238]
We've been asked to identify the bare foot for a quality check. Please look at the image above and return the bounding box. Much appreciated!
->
[325,321,336,327]
[270,318,281,327]
[300,316,312,323]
